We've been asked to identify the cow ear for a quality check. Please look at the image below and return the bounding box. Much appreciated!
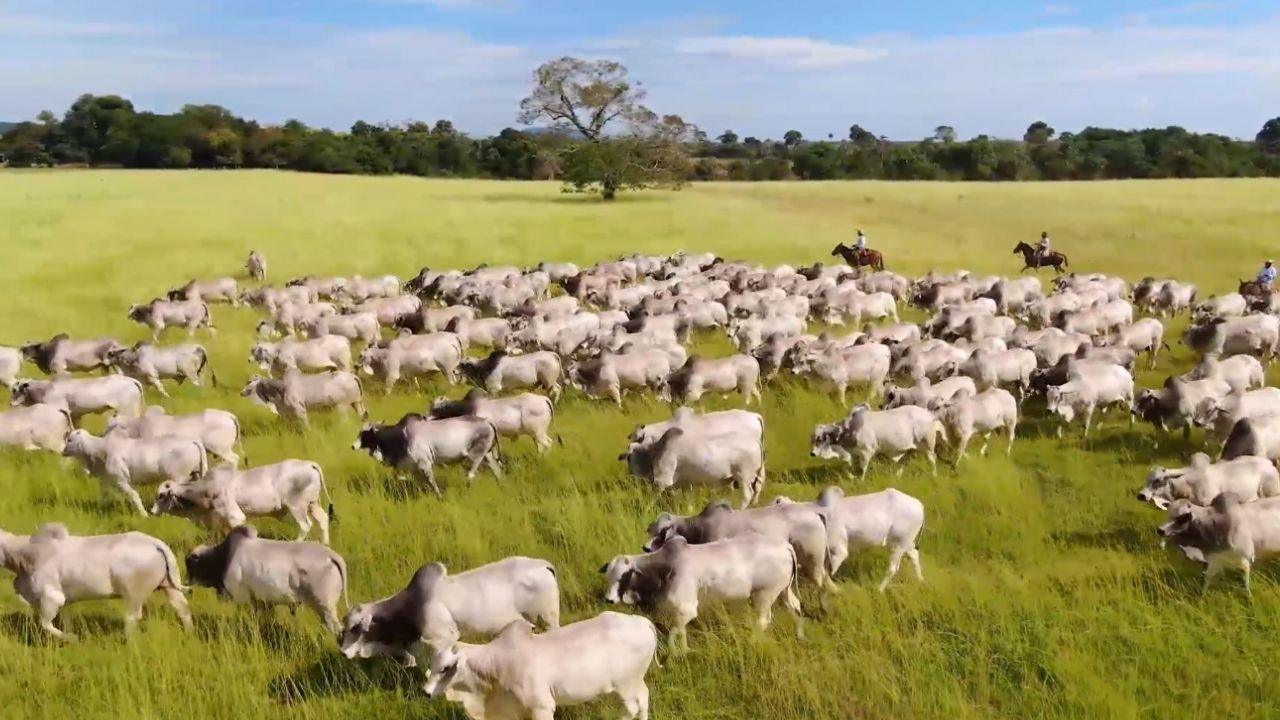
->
[598,562,610,574]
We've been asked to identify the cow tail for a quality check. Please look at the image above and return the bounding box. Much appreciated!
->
[786,541,800,597]
[933,419,949,445]
[198,347,218,388]
[156,542,191,593]
[57,407,74,436]
[231,413,247,466]
[193,441,208,480]
[352,374,368,419]
[488,420,505,468]
[203,302,215,331]
[648,617,664,669]
[331,554,350,611]
[314,462,337,522]
[541,394,565,447]
[815,508,840,578]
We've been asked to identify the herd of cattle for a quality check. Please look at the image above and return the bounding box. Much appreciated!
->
[3,248,1280,718]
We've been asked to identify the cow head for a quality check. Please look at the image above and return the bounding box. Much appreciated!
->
[127,302,155,324]
[152,480,202,517]
[249,343,278,369]
[810,422,847,460]
[186,525,257,593]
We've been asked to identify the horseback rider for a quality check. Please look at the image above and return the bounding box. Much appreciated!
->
[855,229,868,263]
[1258,260,1276,293]
[1034,231,1051,265]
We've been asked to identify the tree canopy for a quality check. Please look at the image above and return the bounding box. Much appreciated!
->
[4,90,1279,184]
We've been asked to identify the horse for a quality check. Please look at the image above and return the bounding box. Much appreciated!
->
[1238,278,1273,300]
[831,243,885,272]
[1013,241,1069,274]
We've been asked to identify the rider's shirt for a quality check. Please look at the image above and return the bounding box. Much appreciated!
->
[856,234,867,250]
[1039,237,1051,251]
[1259,267,1277,283]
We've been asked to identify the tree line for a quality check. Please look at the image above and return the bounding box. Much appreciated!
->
[3,59,1279,192]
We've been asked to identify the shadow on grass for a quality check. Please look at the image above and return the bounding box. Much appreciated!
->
[0,610,126,645]
[268,651,421,703]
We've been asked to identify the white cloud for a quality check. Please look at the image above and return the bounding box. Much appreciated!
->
[0,13,158,37]
[1043,4,1076,15]
[0,8,1277,142]
[675,36,888,69]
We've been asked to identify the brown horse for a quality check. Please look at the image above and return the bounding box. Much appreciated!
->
[1239,274,1269,297]
[831,243,885,272]
[1013,241,1069,274]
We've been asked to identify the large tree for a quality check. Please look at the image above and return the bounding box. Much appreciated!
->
[518,57,693,199]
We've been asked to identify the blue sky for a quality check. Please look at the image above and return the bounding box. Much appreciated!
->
[1,0,1277,139]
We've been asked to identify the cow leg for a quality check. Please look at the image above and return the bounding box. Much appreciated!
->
[316,601,342,635]
[752,589,776,630]
[906,546,924,581]
[1082,407,1095,437]
[123,593,146,635]
[782,584,805,639]
[37,592,71,640]
[979,433,991,457]
[111,478,150,516]
[1241,557,1254,595]
[1006,422,1017,456]
[878,546,908,592]
[611,386,622,407]
[1203,554,1229,591]
[484,448,504,480]
[164,587,194,631]
[618,680,650,720]
[417,463,443,498]
[308,502,331,545]
[289,503,314,542]
[954,431,972,463]
[149,376,170,398]
[384,370,398,396]
[837,384,847,406]
[352,399,367,420]
[857,451,872,482]
[528,705,556,720]
[534,427,553,454]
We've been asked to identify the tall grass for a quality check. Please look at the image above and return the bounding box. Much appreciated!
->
[2,172,1280,719]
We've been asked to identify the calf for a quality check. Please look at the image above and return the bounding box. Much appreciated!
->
[63,429,207,516]
[128,298,214,338]
[360,332,464,391]
[934,387,1019,461]
[1139,453,1280,508]
[241,371,366,426]
[1045,364,1134,437]
[341,558,559,666]
[0,403,73,452]
[459,350,563,402]
[643,499,837,589]
[620,426,765,508]
[773,487,925,591]
[424,612,658,720]
[1158,493,1280,593]
[1097,318,1167,369]
[444,316,510,351]
[246,250,267,281]
[569,350,673,405]
[169,277,239,305]
[601,535,801,652]
[186,525,348,632]
[301,312,381,345]
[1194,387,1280,445]
[1182,355,1264,395]
[21,334,124,376]
[791,343,890,405]
[106,405,242,465]
[153,459,332,542]
[251,335,352,375]
[664,354,761,406]
[882,376,976,410]
[429,388,554,453]
[104,342,211,396]
[352,414,502,497]
[629,407,763,447]
[11,375,143,424]
[811,404,944,480]
[0,523,191,639]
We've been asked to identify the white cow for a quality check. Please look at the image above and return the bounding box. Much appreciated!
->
[0,523,192,639]
[1140,453,1280,508]
[424,612,659,720]
[62,429,207,516]
[810,404,944,480]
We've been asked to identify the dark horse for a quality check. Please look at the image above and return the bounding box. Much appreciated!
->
[1238,278,1275,302]
[831,243,885,272]
[1012,241,1069,274]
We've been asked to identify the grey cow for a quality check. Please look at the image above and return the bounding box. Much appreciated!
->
[104,342,212,396]
[186,525,348,632]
